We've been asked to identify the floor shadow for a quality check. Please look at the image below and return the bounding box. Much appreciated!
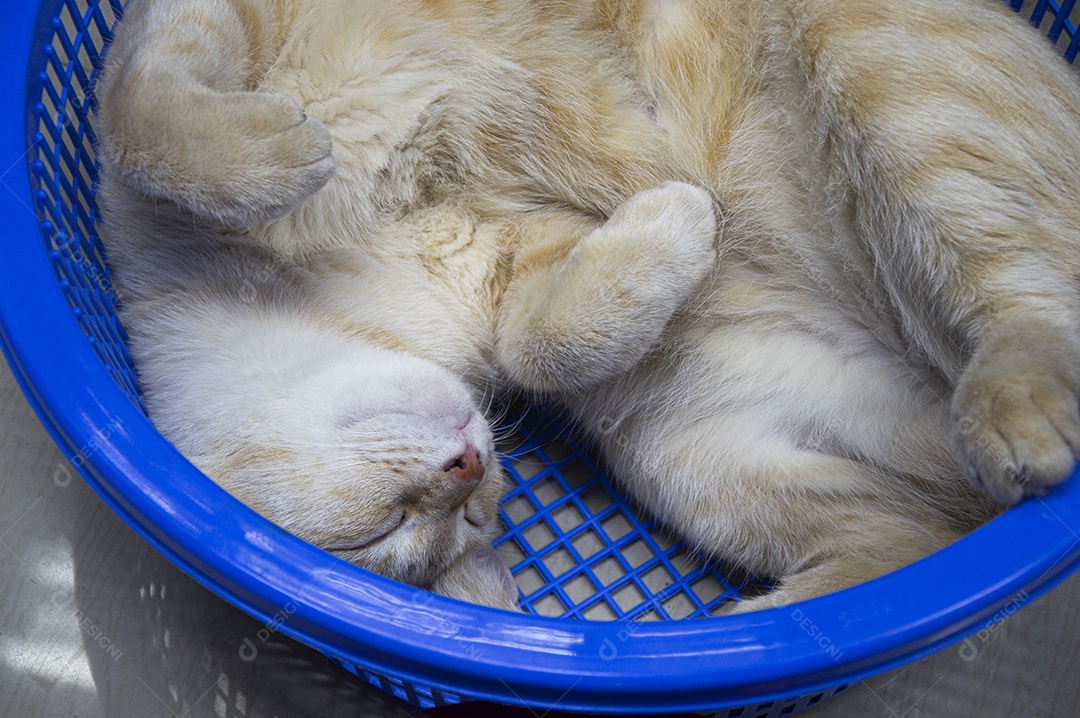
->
[0,365,419,718]
[63,473,424,718]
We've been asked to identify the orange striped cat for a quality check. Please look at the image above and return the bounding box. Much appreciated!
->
[96,0,1080,611]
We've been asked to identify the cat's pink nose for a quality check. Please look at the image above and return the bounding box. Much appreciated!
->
[447,444,485,484]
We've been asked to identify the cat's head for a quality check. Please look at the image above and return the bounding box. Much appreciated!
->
[199,342,515,608]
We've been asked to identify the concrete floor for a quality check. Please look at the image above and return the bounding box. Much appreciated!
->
[2,356,1079,718]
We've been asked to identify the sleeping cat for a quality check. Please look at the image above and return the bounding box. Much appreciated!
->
[95,0,1080,612]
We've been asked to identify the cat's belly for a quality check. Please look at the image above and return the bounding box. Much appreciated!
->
[565,266,960,495]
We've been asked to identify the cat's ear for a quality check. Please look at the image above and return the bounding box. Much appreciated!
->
[429,546,520,611]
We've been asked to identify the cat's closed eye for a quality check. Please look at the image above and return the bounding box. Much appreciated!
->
[322,510,408,552]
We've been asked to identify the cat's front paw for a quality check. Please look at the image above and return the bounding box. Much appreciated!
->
[496,181,718,393]
[952,342,1080,503]
[107,88,335,227]
[429,546,521,610]
[189,91,336,226]
[608,180,718,290]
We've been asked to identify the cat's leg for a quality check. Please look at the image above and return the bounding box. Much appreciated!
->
[96,0,334,227]
[566,268,998,613]
[791,0,1080,502]
[720,513,952,615]
[495,182,717,392]
[596,413,960,613]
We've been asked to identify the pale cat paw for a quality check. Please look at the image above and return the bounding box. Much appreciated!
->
[190,91,335,226]
[609,180,718,288]
[428,546,521,610]
[952,337,1080,504]
[109,89,335,227]
[495,181,717,392]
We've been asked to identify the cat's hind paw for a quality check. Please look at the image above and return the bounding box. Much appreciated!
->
[952,343,1080,504]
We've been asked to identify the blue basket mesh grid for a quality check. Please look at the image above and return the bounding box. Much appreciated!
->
[497,409,770,622]
[1014,0,1080,61]
[3,0,1080,714]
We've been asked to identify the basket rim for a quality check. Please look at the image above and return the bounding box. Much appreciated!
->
[4,0,1080,713]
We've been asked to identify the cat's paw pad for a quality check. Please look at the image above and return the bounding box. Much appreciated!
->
[952,364,1080,504]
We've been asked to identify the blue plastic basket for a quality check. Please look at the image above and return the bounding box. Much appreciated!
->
[3,0,1080,715]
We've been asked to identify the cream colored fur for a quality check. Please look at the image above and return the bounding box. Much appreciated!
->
[96,0,1080,611]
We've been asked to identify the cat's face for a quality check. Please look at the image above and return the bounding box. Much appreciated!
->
[212,341,508,591]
